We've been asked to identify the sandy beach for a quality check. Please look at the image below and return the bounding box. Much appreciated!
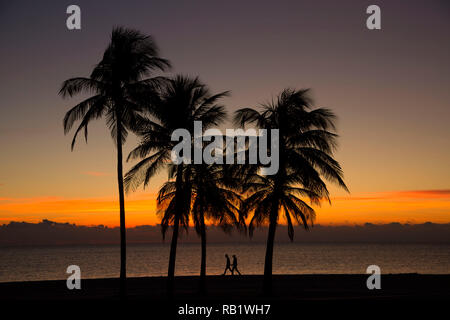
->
[1,274,448,301]
[0,274,448,317]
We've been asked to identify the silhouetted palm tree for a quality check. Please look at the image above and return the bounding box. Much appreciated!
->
[124,75,228,296]
[189,164,243,293]
[156,164,243,294]
[234,88,348,295]
[59,26,170,298]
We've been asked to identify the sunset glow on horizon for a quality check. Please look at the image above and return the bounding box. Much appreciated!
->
[1,189,449,227]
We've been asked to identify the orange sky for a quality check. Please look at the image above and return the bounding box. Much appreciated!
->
[1,189,449,227]
[1,1,449,228]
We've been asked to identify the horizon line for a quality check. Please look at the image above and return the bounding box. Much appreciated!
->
[2,219,449,229]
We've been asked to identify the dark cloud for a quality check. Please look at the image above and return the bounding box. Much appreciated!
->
[1,220,449,246]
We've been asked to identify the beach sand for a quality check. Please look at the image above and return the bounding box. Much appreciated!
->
[0,274,448,301]
[0,274,448,317]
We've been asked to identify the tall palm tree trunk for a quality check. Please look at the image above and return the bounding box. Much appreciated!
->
[167,214,179,297]
[167,165,184,297]
[263,203,278,295]
[199,210,207,294]
[116,116,127,299]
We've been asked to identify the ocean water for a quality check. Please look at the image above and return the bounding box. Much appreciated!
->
[0,242,449,282]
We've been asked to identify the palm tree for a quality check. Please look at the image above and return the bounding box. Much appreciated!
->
[59,26,170,298]
[124,75,229,296]
[155,164,243,295]
[234,88,348,295]
[189,163,243,293]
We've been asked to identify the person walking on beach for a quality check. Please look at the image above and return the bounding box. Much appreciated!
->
[231,255,241,275]
[223,254,232,275]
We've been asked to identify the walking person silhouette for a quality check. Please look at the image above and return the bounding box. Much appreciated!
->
[223,254,232,275]
[231,255,241,275]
